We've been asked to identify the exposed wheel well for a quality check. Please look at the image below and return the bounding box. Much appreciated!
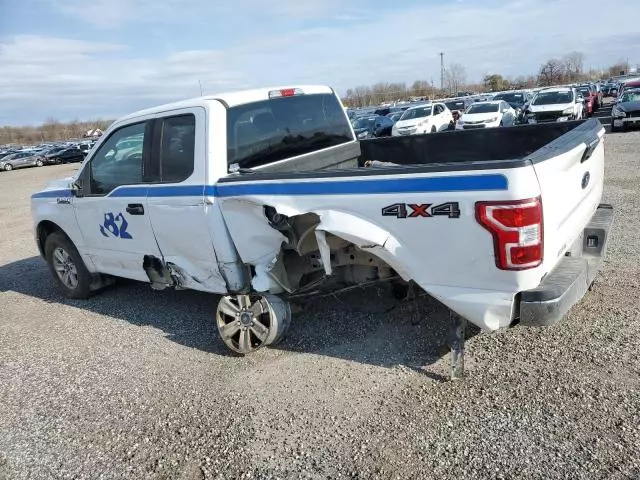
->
[36,220,68,258]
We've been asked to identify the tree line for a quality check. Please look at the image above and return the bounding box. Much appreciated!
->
[0,118,113,147]
[343,52,633,107]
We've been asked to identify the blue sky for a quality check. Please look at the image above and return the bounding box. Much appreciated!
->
[1,0,639,126]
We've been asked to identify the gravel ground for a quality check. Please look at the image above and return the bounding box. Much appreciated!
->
[1,121,639,479]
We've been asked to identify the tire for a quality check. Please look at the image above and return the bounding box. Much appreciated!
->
[216,294,291,354]
[36,160,43,167]
[4,164,12,171]
[44,232,92,299]
[431,126,437,133]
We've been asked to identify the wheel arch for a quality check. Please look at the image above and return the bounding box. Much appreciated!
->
[36,220,72,258]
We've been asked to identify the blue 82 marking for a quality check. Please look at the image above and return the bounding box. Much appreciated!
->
[99,212,133,239]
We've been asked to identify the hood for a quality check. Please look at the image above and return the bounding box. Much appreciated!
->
[394,117,428,129]
[43,176,74,192]
[617,100,640,111]
[461,111,500,123]
[528,103,573,113]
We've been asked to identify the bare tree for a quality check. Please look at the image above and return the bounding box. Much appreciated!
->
[538,59,565,86]
[563,51,585,81]
[444,63,467,95]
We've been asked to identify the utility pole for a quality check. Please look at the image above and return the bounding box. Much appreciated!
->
[439,52,445,94]
[198,79,203,96]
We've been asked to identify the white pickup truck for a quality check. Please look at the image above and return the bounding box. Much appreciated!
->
[31,85,613,378]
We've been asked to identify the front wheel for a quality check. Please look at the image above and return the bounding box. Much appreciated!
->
[4,164,12,171]
[36,159,43,167]
[45,232,92,299]
[216,294,291,354]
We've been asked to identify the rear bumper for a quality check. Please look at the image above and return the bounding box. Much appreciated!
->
[519,204,614,327]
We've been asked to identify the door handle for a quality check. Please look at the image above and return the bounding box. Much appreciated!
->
[126,203,144,215]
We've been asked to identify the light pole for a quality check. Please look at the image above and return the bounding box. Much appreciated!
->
[439,52,445,95]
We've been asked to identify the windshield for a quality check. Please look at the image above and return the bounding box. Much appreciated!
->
[493,93,524,104]
[445,101,465,111]
[227,93,352,169]
[466,103,499,114]
[532,91,573,105]
[578,89,590,96]
[399,106,432,120]
[352,117,375,129]
[621,91,640,102]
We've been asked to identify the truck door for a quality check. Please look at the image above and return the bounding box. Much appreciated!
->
[145,108,228,294]
[73,120,163,282]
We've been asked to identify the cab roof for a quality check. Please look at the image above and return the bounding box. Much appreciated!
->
[117,85,335,123]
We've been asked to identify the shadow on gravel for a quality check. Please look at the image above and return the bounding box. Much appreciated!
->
[0,256,478,377]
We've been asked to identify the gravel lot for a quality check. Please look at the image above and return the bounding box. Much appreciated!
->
[1,119,639,479]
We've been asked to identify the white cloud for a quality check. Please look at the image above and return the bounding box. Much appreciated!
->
[1,0,640,125]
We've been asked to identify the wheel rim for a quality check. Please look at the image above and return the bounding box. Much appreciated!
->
[52,247,79,289]
[216,295,287,354]
[5,164,12,171]
[36,160,43,166]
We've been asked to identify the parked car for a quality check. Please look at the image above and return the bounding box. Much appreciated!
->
[611,87,640,132]
[577,83,601,109]
[492,91,533,124]
[444,98,474,122]
[524,87,583,124]
[391,103,454,136]
[351,115,394,139]
[456,101,516,130]
[386,112,404,123]
[576,86,596,117]
[31,85,612,380]
[0,151,45,171]
[617,79,640,99]
[47,147,86,164]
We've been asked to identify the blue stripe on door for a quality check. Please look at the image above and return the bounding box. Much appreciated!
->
[31,174,508,199]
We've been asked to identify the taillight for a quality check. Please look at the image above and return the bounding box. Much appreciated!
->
[475,197,543,270]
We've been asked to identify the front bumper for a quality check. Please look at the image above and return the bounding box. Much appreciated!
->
[612,116,640,127]
[519,204,614,327]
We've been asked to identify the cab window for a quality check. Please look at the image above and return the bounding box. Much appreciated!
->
[88,122,148,195]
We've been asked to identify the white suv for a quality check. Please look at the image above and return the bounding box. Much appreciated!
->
[525,87,583,124]
[392,103,454,136]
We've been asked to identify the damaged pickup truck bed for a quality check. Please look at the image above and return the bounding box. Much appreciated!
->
[31,85,613,377]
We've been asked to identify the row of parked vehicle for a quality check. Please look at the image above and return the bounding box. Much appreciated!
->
[346,77,640,140]
[0,140,96,172]
[607,77,640,132]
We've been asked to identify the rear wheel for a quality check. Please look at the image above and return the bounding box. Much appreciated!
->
[216,294,291,354]
[45,232,92,299]
[35,159,43,167]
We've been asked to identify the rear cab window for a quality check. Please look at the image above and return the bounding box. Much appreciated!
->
[226,93,353,170]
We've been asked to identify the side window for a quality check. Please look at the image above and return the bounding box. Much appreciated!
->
[435,105,443,114]
[89,122,147,195]
[158,114,195,183]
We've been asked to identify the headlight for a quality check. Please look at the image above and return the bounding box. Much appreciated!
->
[612,107,626,118]
[357,131,369,139]
[484,117,499,123]
[562,107,574,115]
[526,112,535,117]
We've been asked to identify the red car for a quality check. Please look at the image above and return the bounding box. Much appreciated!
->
[577,86,596,116]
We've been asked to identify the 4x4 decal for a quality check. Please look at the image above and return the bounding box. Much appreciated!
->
[382,202,461,219]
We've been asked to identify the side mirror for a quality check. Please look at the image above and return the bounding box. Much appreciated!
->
[71,171,87,197]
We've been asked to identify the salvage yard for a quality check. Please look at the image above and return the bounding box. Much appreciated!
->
[1,124,639,479]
